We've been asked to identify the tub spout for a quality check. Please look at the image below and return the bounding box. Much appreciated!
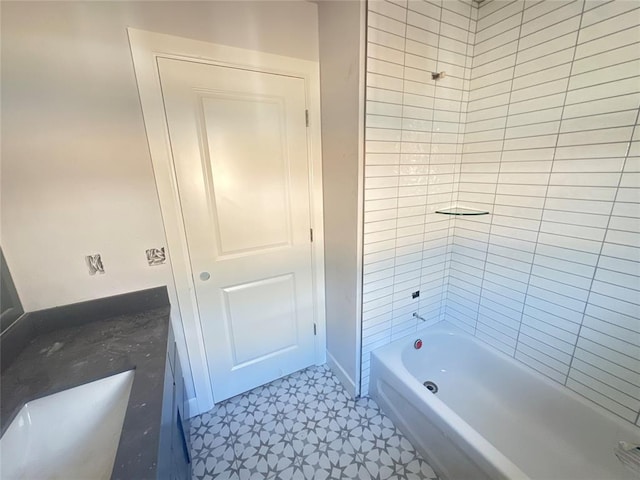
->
[413,312,427,322]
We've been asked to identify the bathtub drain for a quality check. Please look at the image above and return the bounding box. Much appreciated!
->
[423,381,438,394]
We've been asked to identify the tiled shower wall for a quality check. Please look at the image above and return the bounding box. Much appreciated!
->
[450,0,640,425]
[361,0,477,394]
[362,0,640,426]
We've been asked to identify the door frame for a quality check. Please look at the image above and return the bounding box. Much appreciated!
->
[128,28,326,416]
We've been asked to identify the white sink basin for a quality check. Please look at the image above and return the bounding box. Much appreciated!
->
[1,370,135,480]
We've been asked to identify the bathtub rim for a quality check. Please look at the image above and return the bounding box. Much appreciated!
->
[370,325,529,480]
[370,320,640,480]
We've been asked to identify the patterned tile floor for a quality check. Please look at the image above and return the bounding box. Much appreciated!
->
[189,365,438,480]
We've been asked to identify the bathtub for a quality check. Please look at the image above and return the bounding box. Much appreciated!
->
[369,322,640,480]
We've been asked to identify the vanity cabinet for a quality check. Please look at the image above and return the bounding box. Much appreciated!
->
[158,323,191,480]
[0,287,188,480]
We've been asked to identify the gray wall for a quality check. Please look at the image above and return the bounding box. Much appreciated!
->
[317,0,365,396]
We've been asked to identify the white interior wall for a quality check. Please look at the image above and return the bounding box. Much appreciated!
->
[1,1,319,311]
[1,0,319,415]
[317,0,365,397]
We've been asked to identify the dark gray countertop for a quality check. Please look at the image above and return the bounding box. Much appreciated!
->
[0,305,170,480]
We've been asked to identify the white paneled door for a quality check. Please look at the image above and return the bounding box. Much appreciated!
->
[158,58,316,402]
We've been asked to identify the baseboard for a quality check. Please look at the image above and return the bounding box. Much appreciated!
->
[326,350,357,398]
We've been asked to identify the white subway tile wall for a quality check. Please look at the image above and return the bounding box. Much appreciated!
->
[363,0,640,426]
[362,0,477,394]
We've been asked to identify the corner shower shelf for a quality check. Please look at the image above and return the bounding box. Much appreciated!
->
[435,207,490,216]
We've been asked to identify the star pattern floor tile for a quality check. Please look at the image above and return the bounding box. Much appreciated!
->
[189,365,438,480]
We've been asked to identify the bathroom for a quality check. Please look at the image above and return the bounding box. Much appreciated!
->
[1,0,638,479]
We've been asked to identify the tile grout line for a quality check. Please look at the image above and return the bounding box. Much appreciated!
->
[441,265,638,336]
[564,102,640,420]
[430,0,449,328]
[358,0,372,400]
[513,0,586,378]
[472,2,525,340]
[471,34,640,84]
[390,0,409,343]
[371,6,476,37]
[446,0,476,325]
[445,0,474,329]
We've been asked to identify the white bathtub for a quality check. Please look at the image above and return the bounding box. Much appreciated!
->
[369,322,640,480]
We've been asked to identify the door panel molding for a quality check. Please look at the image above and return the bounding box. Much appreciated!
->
[128,28,326,416]
[195,90,294,258]
[223,273,298,368]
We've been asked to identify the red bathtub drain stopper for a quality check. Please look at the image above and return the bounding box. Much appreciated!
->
[414,339,423,349]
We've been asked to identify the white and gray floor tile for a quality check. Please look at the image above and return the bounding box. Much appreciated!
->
[189,365,438,480]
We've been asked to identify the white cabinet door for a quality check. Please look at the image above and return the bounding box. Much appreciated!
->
[158,58,315,402]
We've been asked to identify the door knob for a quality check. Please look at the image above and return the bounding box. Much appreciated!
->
[199,272,211,281]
